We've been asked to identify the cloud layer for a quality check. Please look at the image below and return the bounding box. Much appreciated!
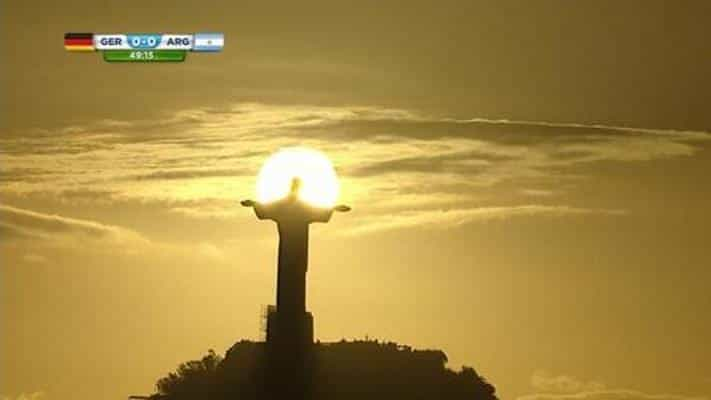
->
[0,204,145,246]
[518,390,707,400]
[2,103,708,233]
[0,392,45,400]
[531,370,606,393]
[521,371,707,400]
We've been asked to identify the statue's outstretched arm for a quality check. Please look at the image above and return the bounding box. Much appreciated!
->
[309,204,350,223]
[241,199,273,220]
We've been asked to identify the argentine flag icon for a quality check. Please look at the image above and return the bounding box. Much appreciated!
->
[193,33,224,52]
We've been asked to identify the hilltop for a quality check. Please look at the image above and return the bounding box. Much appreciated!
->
[149,339,498,400]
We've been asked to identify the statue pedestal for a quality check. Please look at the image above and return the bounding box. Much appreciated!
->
[265,307,315,399]
[266,306,314,348]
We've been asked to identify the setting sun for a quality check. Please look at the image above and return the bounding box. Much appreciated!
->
[256,147,340,208]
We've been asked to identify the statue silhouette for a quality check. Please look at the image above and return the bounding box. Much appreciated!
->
[242,177,349,397]
[242,177,349,345]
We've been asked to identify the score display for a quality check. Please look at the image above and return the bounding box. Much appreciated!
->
[102,50,187,62]
[64,32,224,62]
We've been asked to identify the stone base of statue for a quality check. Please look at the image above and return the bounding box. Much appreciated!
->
[265,306,315,399]
[266,306,314,347]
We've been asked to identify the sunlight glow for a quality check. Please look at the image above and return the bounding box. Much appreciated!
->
[256,147,339,208]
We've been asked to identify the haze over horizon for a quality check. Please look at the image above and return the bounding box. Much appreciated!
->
[2,1,710,400]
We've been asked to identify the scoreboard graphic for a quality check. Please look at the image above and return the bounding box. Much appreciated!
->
[64,32,224,62]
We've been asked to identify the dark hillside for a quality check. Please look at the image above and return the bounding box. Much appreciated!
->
[150,339,497,400]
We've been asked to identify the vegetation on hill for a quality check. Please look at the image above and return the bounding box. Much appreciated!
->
[149,339,497,400]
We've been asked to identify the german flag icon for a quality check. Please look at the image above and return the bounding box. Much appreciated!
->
[64,33,94,51]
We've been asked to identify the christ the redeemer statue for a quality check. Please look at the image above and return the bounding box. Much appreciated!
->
[241,178,349,348]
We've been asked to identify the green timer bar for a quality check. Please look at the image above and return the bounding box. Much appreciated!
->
[103,50,186,62]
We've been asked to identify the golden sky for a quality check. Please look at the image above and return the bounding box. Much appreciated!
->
[2,1,710,400]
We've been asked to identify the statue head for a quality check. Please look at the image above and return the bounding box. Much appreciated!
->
[288,177,303,200]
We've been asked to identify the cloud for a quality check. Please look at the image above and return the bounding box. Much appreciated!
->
[22,253,47,264]
[0,392,45,400]
[55,188,118,204]
[520,371,708,400]
[129,168,250,181]
[521,189,556,197]
[517,389,708,400]
[1,102,708,230]
[196,242,226,262]
[345,150,507,177]
[531,370,606,393]
[0,204,146,246]
[345,205,625,235]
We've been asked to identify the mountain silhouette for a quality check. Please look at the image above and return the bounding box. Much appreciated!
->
[147,339,498,400]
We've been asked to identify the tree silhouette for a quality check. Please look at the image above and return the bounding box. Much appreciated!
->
[155,349,222,398]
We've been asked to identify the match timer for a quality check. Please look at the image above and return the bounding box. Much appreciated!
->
[102,50,186,62]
